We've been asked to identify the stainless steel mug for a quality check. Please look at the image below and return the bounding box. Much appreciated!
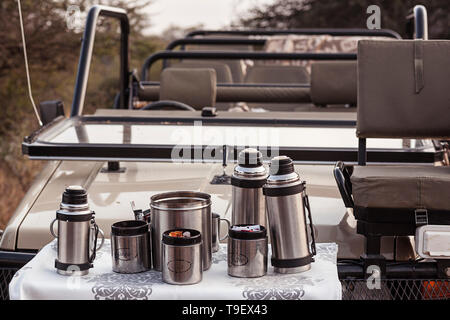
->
[263,156,316,274]
[162,229,202,285]
[111,220,151,274]
[212,213,230,252]
[150,191,212,271]
[231,148,268,227]
[50,186,104,276]
[228,224,268,278]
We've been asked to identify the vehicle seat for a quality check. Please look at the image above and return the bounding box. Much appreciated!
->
[159,68,217,109]
[242,65,311,112]
[310,61,357,107]
[351,165,450,229]
[334,40,450,268]
[169,61,233,83]
[244,65,310,84]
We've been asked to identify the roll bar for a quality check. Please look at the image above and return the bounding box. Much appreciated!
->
[166,38,266,51]
[186,28,402,39]
[71,5,130,117]
[406,5,428,40]
[141,51,356,81]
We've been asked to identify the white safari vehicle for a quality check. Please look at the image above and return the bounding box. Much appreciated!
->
[1,4,449,300]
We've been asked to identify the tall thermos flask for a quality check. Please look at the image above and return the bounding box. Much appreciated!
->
[231,148,268,227]
[50,186,104,276]
[263,156,316,274]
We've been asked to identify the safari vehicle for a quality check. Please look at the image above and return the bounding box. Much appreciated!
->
[1,4,449,300]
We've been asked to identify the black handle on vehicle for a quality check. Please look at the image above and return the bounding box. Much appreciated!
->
[333,161,354,208]
[71,5,130,117]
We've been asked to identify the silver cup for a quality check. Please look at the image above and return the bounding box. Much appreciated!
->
[162,229,202,285]
[227,225,268,278]
[111,220,151,274]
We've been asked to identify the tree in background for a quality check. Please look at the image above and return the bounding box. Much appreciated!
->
[237,0,449,39]
[0,0,163,227]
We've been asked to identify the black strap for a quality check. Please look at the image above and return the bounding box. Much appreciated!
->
[303,194,316,256]
[414,40,424,94]
[263,183,305,197]
[231,176,266,188]
[271,255,314,268]
[55,260,92,271]
[89,222,99,263]
[354,206,450,225]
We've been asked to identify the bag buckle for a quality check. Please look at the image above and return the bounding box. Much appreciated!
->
[415,208,428,226]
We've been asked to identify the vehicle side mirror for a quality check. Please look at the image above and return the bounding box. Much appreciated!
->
[39,100,65,125]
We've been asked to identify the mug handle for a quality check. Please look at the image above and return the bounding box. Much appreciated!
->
[96,228,105,251]
[50,218,58,238]
[219,218,231,241]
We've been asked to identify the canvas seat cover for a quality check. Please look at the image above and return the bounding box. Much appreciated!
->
[159,68,217,108]
[351,165,450,211]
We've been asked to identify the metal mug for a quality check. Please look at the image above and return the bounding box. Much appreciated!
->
[212,213,230,252]
[162,229,202,285]
[149,191,212,271]
[227,224,268,278]
[111,220,151,274]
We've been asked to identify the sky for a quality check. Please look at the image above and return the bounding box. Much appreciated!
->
[143,0,276,35]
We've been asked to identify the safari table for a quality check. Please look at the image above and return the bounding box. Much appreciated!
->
[9,240,341,300]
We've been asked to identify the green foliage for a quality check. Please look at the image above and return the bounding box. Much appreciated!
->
[238,0,449,39]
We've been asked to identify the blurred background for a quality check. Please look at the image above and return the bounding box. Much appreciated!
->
[0,0,448,228]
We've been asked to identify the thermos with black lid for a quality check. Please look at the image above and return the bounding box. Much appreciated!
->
[228,224,268,278]
[162,229,202,285]
[50,186,104,276]
[231,148,268,227]
[263,156,316,274]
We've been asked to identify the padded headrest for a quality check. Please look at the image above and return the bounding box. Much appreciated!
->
[357,40,450,139]
[170,61,233,83]
[244,65,310,84]
[310,61,357,105]
[160,68,217,108]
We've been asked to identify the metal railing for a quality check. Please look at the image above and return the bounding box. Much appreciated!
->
[141,51,356,81]
[71,5,130,117]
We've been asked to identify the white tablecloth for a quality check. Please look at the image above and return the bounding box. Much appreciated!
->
[9,240,341,300]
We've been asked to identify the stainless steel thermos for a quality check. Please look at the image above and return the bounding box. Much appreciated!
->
[50,186,104,276]
[227,224,268,278]
[231,148,268,227]
[111,220,151,273]
[150,191,212,271]
[162,229,202,285]
[263,156,316,274]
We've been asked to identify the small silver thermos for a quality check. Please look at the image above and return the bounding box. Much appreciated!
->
[228,224,268,278]
[263,156,316,274]
[231,148,268,227]
[50,186,104,276]
[162,229,202,285]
